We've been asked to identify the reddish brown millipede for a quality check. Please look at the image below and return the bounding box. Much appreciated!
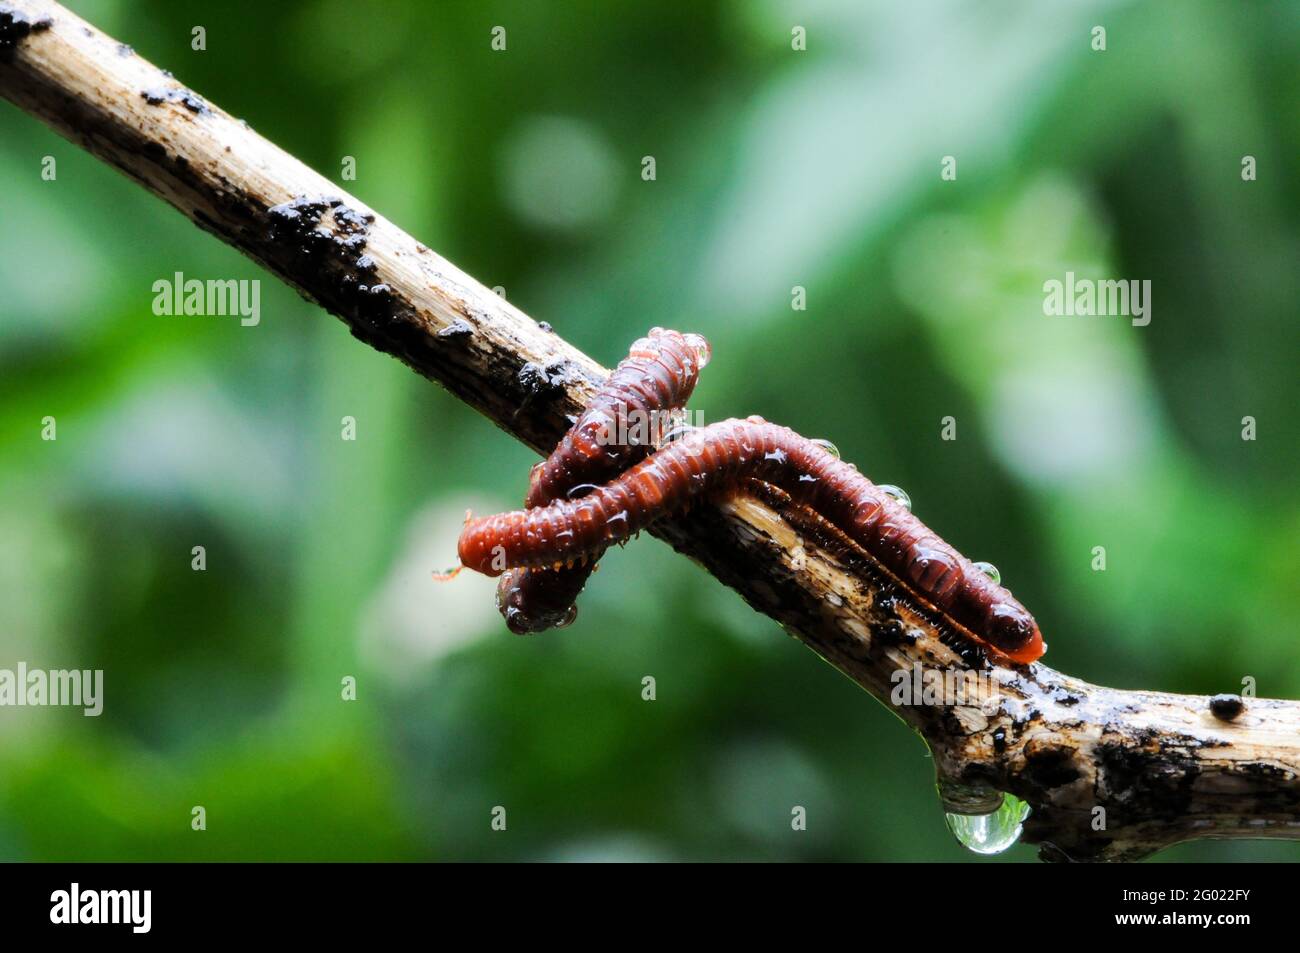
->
[493,327,711,633]
[456,415,1046,665]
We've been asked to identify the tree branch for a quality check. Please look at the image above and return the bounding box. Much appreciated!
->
[4,0,1297,861]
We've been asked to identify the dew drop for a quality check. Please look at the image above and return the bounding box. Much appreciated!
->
[683,332,711,368]
[810,438,839,459]
[661,423,697,444]
[944,792,1030,855]
[879,484,912,511]
[972,560,1001,584]
[555,604,578,629]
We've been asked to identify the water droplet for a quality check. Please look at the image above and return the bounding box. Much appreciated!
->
[945,792,1030,855]
[555,604,578,628]
[661,423,697,444]
[879,484,911,511]
[529,462,544,484]
[683,332,711,368]
[810,438,839,459]
[972,560,1001,584]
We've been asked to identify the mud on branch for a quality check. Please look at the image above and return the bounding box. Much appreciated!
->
[3,0,1298,861]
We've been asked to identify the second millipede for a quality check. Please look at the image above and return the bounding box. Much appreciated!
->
[494,327,711,633]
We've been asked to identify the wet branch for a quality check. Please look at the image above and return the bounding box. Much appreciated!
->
[3,0,1298,861]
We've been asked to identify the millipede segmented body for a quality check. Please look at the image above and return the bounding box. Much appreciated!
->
[460,417,1045,664]
[495,327,710,633]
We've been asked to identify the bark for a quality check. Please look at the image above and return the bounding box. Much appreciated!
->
[3,0,1297,861]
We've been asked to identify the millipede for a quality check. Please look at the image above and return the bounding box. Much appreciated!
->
[449,334,1046,666]
[493,327,711,634]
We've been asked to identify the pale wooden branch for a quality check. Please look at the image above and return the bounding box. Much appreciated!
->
[4,0,1297,861]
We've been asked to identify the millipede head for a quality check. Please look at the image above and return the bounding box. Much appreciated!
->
[985,603,1045,664]
[496,569,583,634]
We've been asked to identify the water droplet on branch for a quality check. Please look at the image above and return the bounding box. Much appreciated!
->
[944,792,1030,855]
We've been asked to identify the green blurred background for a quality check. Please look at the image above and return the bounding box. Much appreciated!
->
[1,0,1296,862]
